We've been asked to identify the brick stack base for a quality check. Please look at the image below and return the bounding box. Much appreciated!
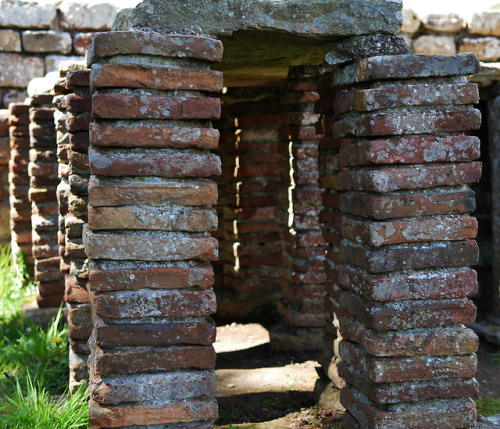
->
[221,90,282,318]
[319,53,483,428]
[29,86,64,308]
[8,103,34,272]
[54,63,92,392]
[0,110,9,244]
[86,31,223,428]
[271,67,326,350]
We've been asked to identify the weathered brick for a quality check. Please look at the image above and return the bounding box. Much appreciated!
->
[22,30,72,54]
[340,292,476,330]
[0,54,44,87]
[341,216,478,247]
[93,317,216,347]
[84,229,218,261]
[91,64,223,92]
[340,188,476,219]
[90,123,219,150]
[338,266,478,302]
[93,345,216,375]
[339,135,481,167]
[88,176,218,207]
[334,82,478,114]
[89,397,217,428]
[338,162,481,192]
[333,108,481,138]
[92,288,216,318]
[88,32,224,65]
[73,32,96,56]
[89,147,221,178]
[92,94,221,120]
[66,70,91,89]
[332,53,480,87]
[339,340,477,385]
[340,316,478,356]
[339,363,478,405]
[89,260,214,292]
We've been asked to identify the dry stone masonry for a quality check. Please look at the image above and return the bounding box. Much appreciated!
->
[0,109,11,245]
[85,30,223,428]
[320,52,483,428]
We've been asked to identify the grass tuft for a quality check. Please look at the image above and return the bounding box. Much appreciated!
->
[476,396,500,417]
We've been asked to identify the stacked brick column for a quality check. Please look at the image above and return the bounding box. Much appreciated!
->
[318,53,483,428]
[54,64,92,392]
[0,110,10,245]
[28,85,64,308]
[271,67,326,350]
[220,90,282,317]
[86,31,222,428]
[8,103,34,272]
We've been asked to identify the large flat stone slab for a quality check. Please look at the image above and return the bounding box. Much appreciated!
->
[113,0,403,87]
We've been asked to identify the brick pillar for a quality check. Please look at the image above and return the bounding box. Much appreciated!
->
[219,89,282,318]
[0,110,10,245]
[8,103,34,273]
[28,83,65,308]
[54,63,92,392]
[86,31,222,428]
[318,53,482,428]
[271,67,326,350]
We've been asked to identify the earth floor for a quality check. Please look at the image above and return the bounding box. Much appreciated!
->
[213,323,500,428]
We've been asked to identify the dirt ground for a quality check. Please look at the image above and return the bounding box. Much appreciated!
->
[214,323,500,428]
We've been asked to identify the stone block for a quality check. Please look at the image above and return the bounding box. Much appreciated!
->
[92,94,221,120]
[459,37,500,62]
[412,35,457,55]
[401,9,420,33]
[423,14,464,33]
[469,11,500,36]
[0,54,44,87]
[0,0,56,28]
[73,32,96,56]
[22,31,72,54]
[0,29,20,52]
[84,229,218,262]
[45,55,83,73]
[59,0,117,31]
[90,123,219,150]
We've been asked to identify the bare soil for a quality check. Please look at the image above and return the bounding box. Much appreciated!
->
[214,323,500,428]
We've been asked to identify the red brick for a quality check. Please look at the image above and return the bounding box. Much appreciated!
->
[340,188,476,219]
[90,123,219,150]
[89,146,220,178]
[339,340,478,384]
[93,345,216,375]
[338,162,481,192]
[88,32,223,64]
[89,397,217,428]
[340,387,477,429]
[340,292,476,330]
[334,82,479,114]
[339,362,479,405]
[91,63,223,92]
[65,275,90,303]
[341,216,478,246]
[73,33,96,56]
[338,266,478,302]
[333,108,481,138]
[93,316,216,347]
[88,176,218,207]
[341,239,479,273]
[340,316,478,356]
[92,94,220,120]
[66,113,92,132]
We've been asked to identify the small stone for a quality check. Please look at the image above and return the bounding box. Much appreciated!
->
[401,9,420,33]
[59,0,118,31]
[22,31,72,54]
[0,29,21,52]
[413,35,457,55]
[423,14,464,33]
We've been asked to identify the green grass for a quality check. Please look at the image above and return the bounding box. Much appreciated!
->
[0,245,89,428]
[476,396,500,417]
